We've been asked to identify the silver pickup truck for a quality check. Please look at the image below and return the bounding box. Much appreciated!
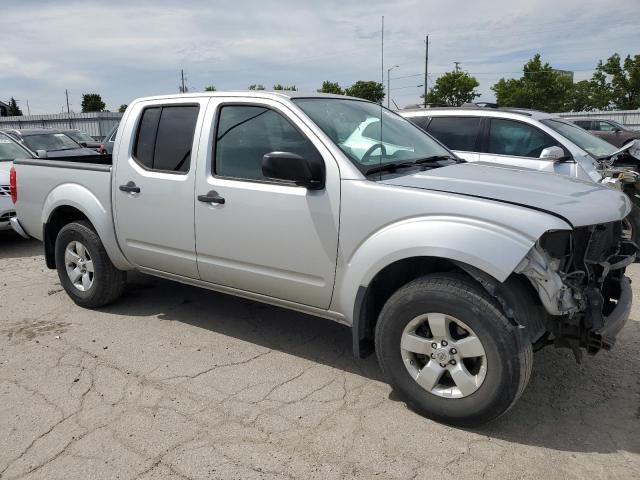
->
[9,92,636,426]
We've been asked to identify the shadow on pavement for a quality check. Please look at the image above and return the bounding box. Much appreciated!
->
[96,272,640,455]
[0,231,41,259]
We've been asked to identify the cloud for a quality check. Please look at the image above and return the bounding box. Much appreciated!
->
[1,0,639,112]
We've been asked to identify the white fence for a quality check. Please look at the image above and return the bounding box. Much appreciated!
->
[555,110,640,130]
[0,112,122,139]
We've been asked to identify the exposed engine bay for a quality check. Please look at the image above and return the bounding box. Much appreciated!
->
[516,221,636,360]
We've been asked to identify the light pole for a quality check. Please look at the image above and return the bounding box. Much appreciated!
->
[387,65,399,108]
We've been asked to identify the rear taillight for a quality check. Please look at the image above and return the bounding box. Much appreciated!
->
[9,166,17,204]
[98,144,105,154]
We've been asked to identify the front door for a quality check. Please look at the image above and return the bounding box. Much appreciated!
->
[194,98,340,309]
[113,98,207,278]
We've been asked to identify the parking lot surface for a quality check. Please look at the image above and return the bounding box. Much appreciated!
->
[0,233,638,480]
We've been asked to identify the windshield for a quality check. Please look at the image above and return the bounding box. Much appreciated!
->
[23,133,81,152]
[0,135,28,161]
[293,98,452,172]
[541,119,618,158]
[66,130,94,143]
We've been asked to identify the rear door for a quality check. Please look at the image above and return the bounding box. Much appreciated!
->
[424,116,481,162]
[113,98,207,278]
[193,97,340,308]
[479,118,573,175]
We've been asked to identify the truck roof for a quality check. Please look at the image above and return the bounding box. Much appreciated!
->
[132,91,367,103]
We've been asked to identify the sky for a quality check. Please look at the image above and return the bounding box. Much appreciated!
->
[1,0,639,114]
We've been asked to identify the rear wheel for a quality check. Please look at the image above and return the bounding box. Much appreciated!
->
[55,220,126,308]
[375,273,532,427]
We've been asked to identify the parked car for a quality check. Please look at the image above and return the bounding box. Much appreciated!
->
[0,132,34,231]
[9,92,635,427]
[98,124,118,154]
[62,129,102,151]
[401,106,640,242]
[571,118,640,147]
[3,128,99,158]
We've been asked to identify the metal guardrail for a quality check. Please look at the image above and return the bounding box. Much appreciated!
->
[0,112,122,139]
[555,110,640,131]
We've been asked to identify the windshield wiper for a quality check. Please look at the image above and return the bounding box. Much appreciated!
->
[364,161,417,176]
[413,155,462,165]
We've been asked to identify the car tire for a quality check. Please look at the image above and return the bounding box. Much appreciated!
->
[624,204,640,247]
[375,273,533,427]
[55,220,126,308]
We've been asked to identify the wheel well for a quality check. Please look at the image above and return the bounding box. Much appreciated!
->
[353,256,464,358]
[352,257,547,358]
[43,206,90,269]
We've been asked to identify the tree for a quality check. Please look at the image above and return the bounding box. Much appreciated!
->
[81,93,106,113]
[7,97,22,116]
[248,84,265,90]
[318,81,344,95]
[204,85,217,91]
[423,71,480,106]
[491,54,574,112]
[118,104,128,113]
[345,81,385,103]
[566,80,594,112]
[273,84,297,91]
[597,53,640,110]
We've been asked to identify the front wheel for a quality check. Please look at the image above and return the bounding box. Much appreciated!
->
[55,220,126,308]
[375,273,532,427]
[623,203,640,246]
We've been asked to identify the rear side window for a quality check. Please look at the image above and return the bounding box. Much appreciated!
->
[407,116,431,130]
[133,105,199,172]
[427,117,481,152]
[574,120,591,130]
[214,105,320,182]
[488,119,556,158]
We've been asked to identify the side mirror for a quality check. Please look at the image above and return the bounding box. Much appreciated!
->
[614,128,622,134]
[262,152,324,189]
[79,141,88,147]
[36,149,48,159]
[539,146,566,161]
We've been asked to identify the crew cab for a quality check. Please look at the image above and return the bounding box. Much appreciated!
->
[9,92,636,426]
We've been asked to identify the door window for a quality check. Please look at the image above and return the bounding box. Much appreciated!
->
[594,120,616,132]
[488,119,556,158]
[574,120,592,130]
[214,105,320,181]
[133,105,199,173]
[427,117,481,152]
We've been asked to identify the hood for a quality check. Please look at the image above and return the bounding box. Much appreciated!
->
[380,162,630,227]
[45,148,99,158]
[610,139,640,161]
[0,161,11,182]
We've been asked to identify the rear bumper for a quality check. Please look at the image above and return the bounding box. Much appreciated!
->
[10,217,29,239]
[597,275,632,347]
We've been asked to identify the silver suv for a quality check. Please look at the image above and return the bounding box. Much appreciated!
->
[401,106,640,242]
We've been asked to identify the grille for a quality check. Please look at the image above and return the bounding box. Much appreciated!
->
[0,185,10,197]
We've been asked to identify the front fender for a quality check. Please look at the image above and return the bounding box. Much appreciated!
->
[42,183,131,270]
[331,215,570,325]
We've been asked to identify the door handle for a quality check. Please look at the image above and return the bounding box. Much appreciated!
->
[119,181,140,193]
[198,191,225,204]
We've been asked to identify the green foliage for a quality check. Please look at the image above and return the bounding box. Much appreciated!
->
[118,104,128,113]
[423,71,480,106]
[248,84,265,91]
[345,81,385,103]
[491,54,574,112]
[597,53,640,110]
[318,81,344,95]
[81,93,106,113]
[7,97,22,116]
[273,84,297,91]
[204,85,217,91]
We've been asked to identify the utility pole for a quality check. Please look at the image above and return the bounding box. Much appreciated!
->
[381,16,384,95]
[454,61,461,73]
[424,35,429,107]
[26,99,30,116]
[65,89,72,128]
[180,69,186,93]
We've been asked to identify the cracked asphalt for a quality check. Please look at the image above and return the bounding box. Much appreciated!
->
[1,232,639,480]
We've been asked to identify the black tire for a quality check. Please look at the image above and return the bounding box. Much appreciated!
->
[55,220,126,308]
[375,273,533,427]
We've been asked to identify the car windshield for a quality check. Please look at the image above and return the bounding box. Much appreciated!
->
[0,136,28,161]
[66,130,94,143]
[293,98,452,173]
[541,119,618,158]
[23,133,81,152]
